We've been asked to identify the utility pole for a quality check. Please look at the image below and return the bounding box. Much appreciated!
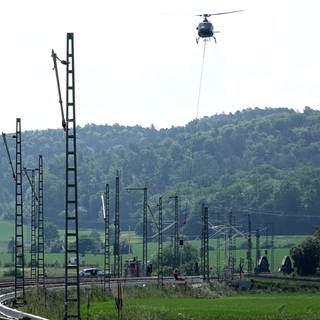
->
[256,229,261,271]
[216,210,221,278]
[228,209,234,275]
[271,222,275,272]
[247,214,253,273]
[52,33,80,319]
[126,186,148,276]
[23,167,38,280]
[201,205,209,281]
[37,155,45,286]
[157,197,163,287]
[169,195,179,268]
[2,118,25,306]
[101,184,110,291]
[114,172,121,278]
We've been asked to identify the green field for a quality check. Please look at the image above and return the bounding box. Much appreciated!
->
[0,218,310,277]
[82,292,320,320]
[0,221,307,276]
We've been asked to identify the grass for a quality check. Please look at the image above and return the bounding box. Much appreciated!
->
[0,217,310,278]
[80,288,320,320]
[22,274,320,319]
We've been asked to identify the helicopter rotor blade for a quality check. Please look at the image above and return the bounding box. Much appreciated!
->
[197,10,244,18]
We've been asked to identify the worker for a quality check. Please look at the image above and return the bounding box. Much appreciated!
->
[173,268,186,281]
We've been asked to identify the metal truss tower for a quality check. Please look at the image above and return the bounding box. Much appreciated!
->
[2,120,25,305]
[270,222,275,272]
[228,209,235,274]
[142,187,147,276]
[201,205,209,281]
[114,173,121,277]
[157,197,163,287]
[103,184,111,291]
[216,211,221,278]
[247,214,253,273]
[37,155,45,285]
[169,195,179,268]
[23,168,37,280]
[15,118,25,306]
[255,229,261,270]
[126,186,148,275]
[64,33,80,320]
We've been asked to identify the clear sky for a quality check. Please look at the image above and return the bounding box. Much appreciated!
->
[1,0,319,132]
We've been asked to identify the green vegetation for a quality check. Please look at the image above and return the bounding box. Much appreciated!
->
[1,107,320,237]
[290,230,320,276]
[23,282,320,320]
[0,217,309,277]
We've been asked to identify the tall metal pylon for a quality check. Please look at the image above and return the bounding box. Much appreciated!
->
[114,172,121,278]
[64,33,80,320]
[270,222,275,272]
[24,167,38,280]
[228,209,235,274]
[2,120,25,305]
[157,197,163,287]
[216,211,221,278]
[126,186,148,275]
[14,118,25,306]
[102,184,110,291]
[169,195,179,268]
[255,229,261,270]
[37,155,45,285]
[52,32,80,319]
[201,205,209,281]
[247,214,253,273]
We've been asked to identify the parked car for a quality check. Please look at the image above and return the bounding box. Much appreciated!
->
[79,267,101,277]
[79,267,111,278]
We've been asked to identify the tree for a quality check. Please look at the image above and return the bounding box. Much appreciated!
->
[79,236,100,254]
[151,242,199,276]
[45,222,59,247]
[290,237,320,275]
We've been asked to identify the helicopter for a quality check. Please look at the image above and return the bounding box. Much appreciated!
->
[196,10,243,43]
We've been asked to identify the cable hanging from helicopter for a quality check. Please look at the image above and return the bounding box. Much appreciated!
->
[191,9,244,187]
[194,9,244,116]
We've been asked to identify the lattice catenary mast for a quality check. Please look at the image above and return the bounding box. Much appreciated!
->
[52,33,80,320]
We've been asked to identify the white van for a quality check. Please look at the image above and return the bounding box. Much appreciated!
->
[79,267,101,277]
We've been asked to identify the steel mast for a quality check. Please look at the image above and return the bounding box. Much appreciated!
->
[37,155,45,285]
[2,119,25,306]
[157,197,163,287]
[101,184,110,291]
[126,186,148,275]
[114,172,121,278]
[52,33,80,319]
[23,167,38,280]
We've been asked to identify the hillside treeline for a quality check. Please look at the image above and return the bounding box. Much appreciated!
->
[1,107,320,236]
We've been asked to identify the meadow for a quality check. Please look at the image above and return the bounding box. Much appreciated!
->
[84,293,320,320]
[0,219,309,277]
[23,281,320,320]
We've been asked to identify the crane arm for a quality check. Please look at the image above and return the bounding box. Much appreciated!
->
[51,49,66,130]
[2,133,15,180]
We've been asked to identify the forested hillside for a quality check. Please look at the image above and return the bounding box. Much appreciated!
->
[1,107,320,235]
